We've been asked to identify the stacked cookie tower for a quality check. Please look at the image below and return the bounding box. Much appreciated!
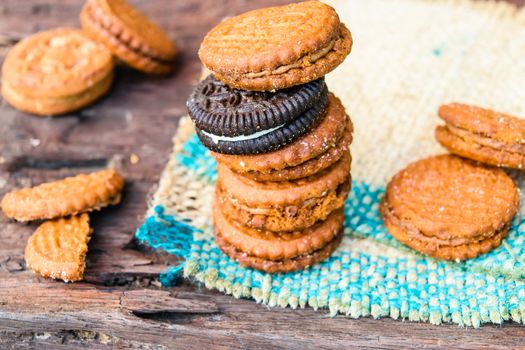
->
[187,1,353,273]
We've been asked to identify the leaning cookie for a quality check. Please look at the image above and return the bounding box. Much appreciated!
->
[436,103,525,169]
[1,169,124,222]
[380,155,518,261]
[196,86,328,155]
[216,152,351,232]
[199,1,352,91]
[1,28,114,116]
[212,93,352,181]
[81,0,176,74]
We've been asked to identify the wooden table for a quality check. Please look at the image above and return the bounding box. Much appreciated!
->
[1,1,525,348]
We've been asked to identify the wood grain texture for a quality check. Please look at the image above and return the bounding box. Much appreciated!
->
[1,0,525,349]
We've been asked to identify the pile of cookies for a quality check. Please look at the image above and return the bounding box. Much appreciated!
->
[187,1,353,273]
[1,169,124,281]
[381,103,522,261]
[1,0,176,116]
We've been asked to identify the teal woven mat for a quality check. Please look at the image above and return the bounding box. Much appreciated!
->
[136,0,525,327]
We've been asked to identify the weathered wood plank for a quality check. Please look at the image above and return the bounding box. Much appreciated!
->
[1,0,525,348]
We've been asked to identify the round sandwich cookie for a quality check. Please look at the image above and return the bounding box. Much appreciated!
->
[187,75,327,137]
[80,0,176,74]
[196,85,329,154]
[1,28,114,116]
[380,154,519,261]
[216,152,351,232]
[436,103,525,169]
[199,1,352,91]
[212,93,353,181]
[215,227,343,274]
[214,204,344,261]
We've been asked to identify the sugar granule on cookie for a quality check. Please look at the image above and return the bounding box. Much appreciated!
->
[81,0,176,74]
[24,214,92,282]
[1,169,124,222]
[380,154,518,261]
[1,28,114,116]
[436,103,525,169]
[198,0,352,91]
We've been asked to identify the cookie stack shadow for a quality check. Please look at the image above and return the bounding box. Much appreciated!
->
[187,1,353,273]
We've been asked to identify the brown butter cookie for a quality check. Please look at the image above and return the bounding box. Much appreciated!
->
[380,154,518,260]
[1,28,114,116]
[25,214,92,282]
[217,152,351,232]
[214,201,344,261]
[81,0,176,74]
[436,103,525,169]
[199,1,352,90]
[215,230,343,274]
[1,169,124,222]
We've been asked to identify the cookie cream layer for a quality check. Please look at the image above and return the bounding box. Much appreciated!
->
[200,123,286,144]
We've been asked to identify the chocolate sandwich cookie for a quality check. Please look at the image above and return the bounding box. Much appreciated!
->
[196,85,328,155]
[214,204,344,261]
[380,154,518,261]
[212,93,353,181]
[187,75,327,137]
[1,28,114,116]
[199,1,352,91]
[436,103,525,169]
[216,152,351,232]
[80,0,176,74]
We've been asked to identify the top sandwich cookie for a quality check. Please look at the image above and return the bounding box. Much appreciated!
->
[1,28,114,116]
[436,103,525,169]
[198,1,352,91]
[380,154,518,261]
[81,0,176,74]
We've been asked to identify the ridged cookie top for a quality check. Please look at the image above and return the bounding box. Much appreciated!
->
[384,154,518,242]
[1,169,124,222]
[24,214,92,282]
[199,1,341,75]
[84,0,176,61]
[439,103,525,144]
[2,28,114,98]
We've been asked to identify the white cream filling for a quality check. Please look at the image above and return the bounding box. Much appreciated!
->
[202,123,286,144]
